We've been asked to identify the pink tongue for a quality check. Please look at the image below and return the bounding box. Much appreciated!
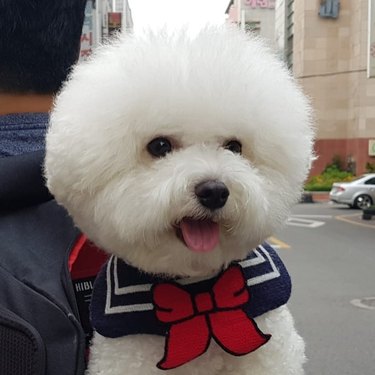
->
[180,219,220,252]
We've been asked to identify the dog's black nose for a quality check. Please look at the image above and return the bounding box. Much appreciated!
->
[195,180,229,210]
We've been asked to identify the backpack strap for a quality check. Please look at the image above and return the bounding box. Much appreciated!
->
[0,150,52,210]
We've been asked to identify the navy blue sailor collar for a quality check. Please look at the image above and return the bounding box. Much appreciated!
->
[90,242,291,339]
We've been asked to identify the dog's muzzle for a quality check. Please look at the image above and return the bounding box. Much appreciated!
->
[195,180,229,211]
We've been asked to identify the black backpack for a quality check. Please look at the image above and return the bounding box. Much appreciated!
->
[0,151,88,375]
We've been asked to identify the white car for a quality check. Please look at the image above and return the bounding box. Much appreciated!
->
[329,173,375,209]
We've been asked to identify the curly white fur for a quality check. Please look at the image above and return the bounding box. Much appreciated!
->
[45,26,314,375]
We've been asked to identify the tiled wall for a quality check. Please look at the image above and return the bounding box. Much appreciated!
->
[293,0,375,175]
[311,138,375,176]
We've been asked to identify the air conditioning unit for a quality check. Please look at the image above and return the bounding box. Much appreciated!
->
[319,0,340,19]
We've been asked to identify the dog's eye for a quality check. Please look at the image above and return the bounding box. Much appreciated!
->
[147,137,172,158]
[224,140,242,154]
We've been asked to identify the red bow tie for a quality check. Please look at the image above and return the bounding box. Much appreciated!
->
[152,265,271,370]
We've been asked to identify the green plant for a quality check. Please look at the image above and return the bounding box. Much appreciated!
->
[324,154,343,172]
[305,160,354,191]
[365,162,375,173]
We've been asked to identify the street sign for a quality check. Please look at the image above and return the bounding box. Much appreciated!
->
[79,0,93,61]
[369,139,375,156]
[244,0,275,9]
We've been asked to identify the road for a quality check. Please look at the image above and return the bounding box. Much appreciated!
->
[271,202,375,375]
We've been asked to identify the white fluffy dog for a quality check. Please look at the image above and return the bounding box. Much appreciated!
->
[45,27,314,375]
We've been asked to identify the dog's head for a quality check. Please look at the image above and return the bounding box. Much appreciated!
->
[45,27,314,277]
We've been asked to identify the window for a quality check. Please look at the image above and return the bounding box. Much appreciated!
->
[319,0,340,19]
[364,177,375,185]
[245,21,261,35]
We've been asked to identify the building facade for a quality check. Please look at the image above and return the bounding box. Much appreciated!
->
[226,0,276,46]
[289,0,375,175]
[79,0,133,62]
[275,0,294,68]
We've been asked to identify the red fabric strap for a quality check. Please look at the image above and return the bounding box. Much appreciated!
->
[69,234,108,280]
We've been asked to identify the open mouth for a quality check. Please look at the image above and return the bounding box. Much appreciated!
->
[175,217,220,253]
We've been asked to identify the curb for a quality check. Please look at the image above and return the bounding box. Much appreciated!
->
[301,191,330,203]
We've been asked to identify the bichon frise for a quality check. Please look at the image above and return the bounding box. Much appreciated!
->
[45,26,314,375]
